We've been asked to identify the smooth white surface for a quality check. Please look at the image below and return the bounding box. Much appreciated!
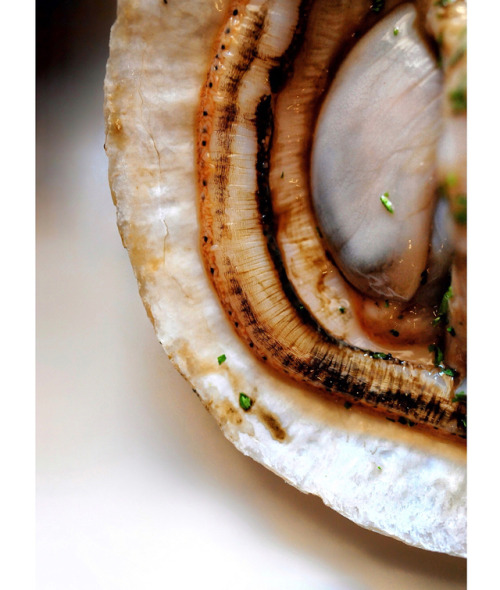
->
[36,14,467,590]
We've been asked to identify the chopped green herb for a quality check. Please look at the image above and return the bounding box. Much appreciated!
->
[432,315,442,326]
[339,306,346,314]
[447,326,456,337]
[434,0,455,7]
[449,84,467,113]
[344,401,352,410]
[452,391,466,403]
[441,367,457,377]
[384,299,389,308]
[445,172,458,188]
[393,27,399,36]
[239,392,253,411]
[390,329,399,337]
[372,352,389,360]
[377,466,382,471]
[370,0,385,13]
[454,194,467,224]
[428,343,444,366]
[460,417,467,428]
[380,192,394,213]
[439,285,453,315]
[217,354,227,365]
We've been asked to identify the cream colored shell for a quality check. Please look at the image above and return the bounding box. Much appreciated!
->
[104,0,466,556]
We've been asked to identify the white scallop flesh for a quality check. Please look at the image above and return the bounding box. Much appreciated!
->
[311,3,443,302]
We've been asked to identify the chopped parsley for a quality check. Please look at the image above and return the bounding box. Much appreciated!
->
[239,392,253,411]
[452,391,466,403]
[217,354,227,365]
[439,285,453,315]
[434,0,455,7]
[454,194,467,224]
[428,343,444,366]
[445,172,458,188]
[370,0,385,13]
[380,192,394,213]
[449,83,467,114]
[384,299,389,308]
[393,27,399,36]
[441,367,457,377]
[377,466,382,471]
[372,352,389,360]
[447,326,456,337]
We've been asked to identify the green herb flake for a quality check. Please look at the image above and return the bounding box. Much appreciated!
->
[217,354,227,365]
[439,285,453,315]
[434,0,455,7]
[370,0,385,13]
[239,392,253,411]
[441,367,457,377]
[432,315,442,326]
[454,194,467,225]
[393,27,399,36]
[445,172,458,188]
[377,466,382,471]
[380,192,394,213]
[449,84,467,114]
[447,326,456,337]
[372,352,389,360]
[428,343,444,366]
[452,391,466,403]
[384,299,389,308]
[339,306,346,314]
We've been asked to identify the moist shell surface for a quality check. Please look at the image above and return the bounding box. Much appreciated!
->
[104,0,466,556]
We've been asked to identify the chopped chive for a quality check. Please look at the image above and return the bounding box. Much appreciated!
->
[393,27,399,36]
[377,466,382,471]
[217,354,227,365]
[372,352,389,360]
[380,192,394,213]
[432,316,442,326]
[447,326,456,337]
[239,392,253,411]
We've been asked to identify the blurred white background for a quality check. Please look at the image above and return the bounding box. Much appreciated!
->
[35,1,469,588]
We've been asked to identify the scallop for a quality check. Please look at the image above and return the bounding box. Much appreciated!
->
[197,0,467,438]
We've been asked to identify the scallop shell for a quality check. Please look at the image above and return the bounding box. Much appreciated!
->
[104,0,466,556]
